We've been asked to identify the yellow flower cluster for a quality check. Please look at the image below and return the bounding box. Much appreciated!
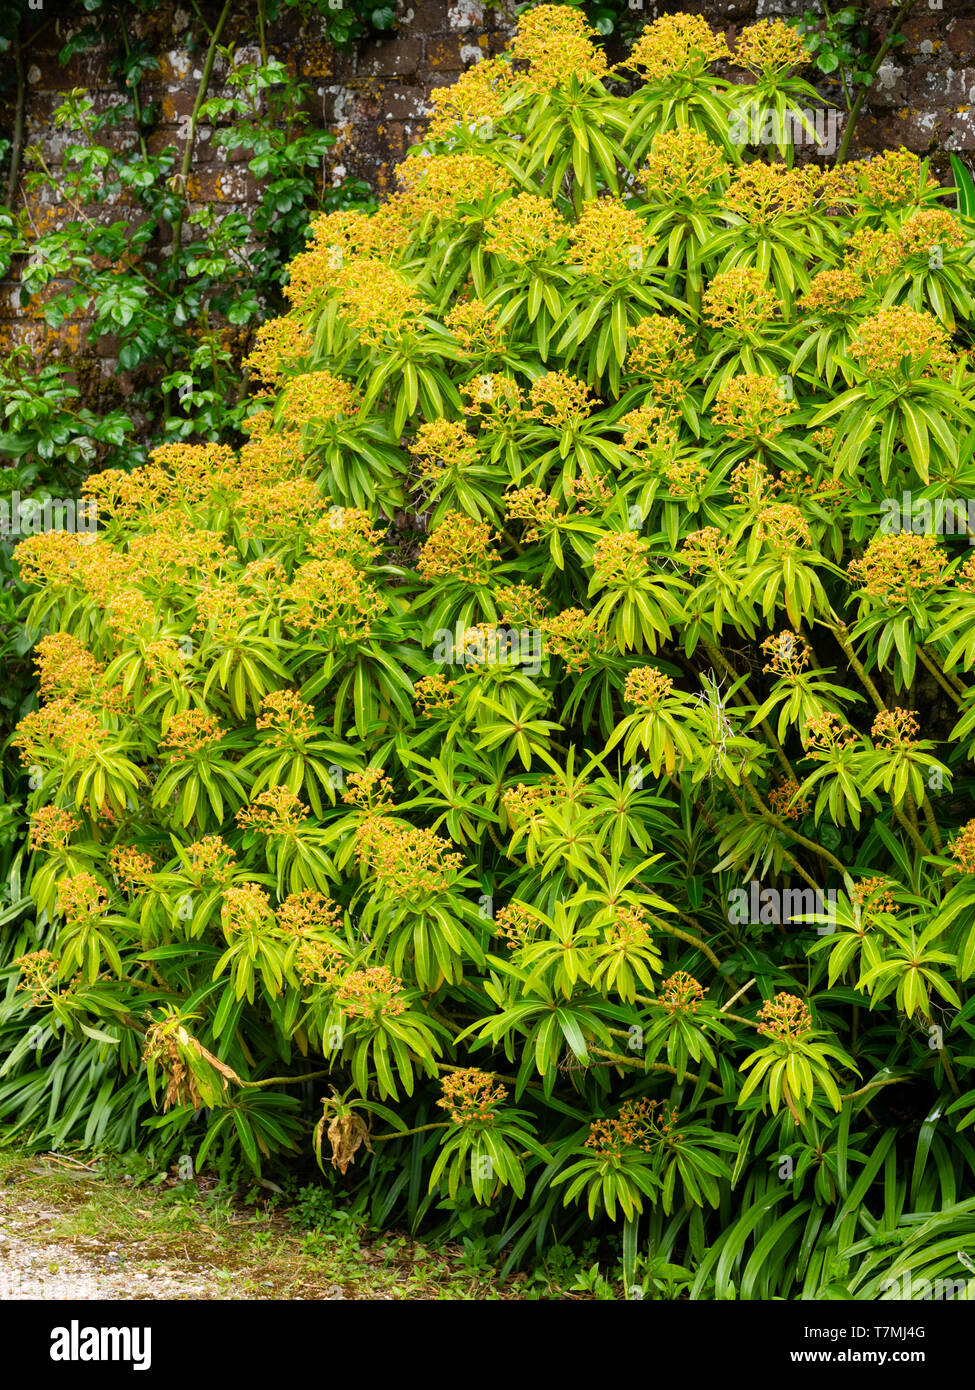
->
[331,258,426,347]
[357,821,462,897]
[413,672,459,715]
[105,590,157,641]
[57,872,108,922]
[956,554,975,593]
[242,406,274,438]
[426,55,512,139]
[294,938,346,990]
[28,806,79,851]
[585,1098,681,1159]
[762,631,810,677]
[848,533,948,602]
[627,315,695,383]
[871,708,921,748]
[483,193,567,265]
[437,1067,507,1126]
[658,971,706,1014]
[304,207,390,264]
[279,371,358,428]
[851,877,897,915]
[14,699,106,765]
[461,372,525,425]
[83,463,164,519]
[14,949,61,1005]
[417,512,499,584]
[287,558,386,639]
[236,786,309,836]
[855,148,938,209]
[542,607,595,672]
[767,778,811,822]
[109,846,155,895]
[564,474,611,513]
[444,299,506,357]
[76,468,140,525]
[950,819,975,875]
[593,531,650,585]
[508,3,608,90]
[336,966,405,1018]
[639,128,730,205]
[734,19,809,73]
[892,208,967,262]
[14,530,90,589]
[256,690,315,745]
[493,900,540,948]
[730,458,782,505]
[501,781,551,828]
[681,526,733,574]
[627,14,728,82]
[756,992,813,1042]
[497,582,549,627]
[567,198,651,281]
[844,226,894,279]
[460,622,511,669]
[624,665,674,709]
[396,152,512,218]
[277,889,344,937]
[127,528,230,588]
[703,268,781,332]
[33,632,102,699]
[662,456,710,496]
[802,711,857,754]
[244,316,314,387]
[621,405,681,462]
[160,709,224,761]
[712,374,796,442]
[237,432,307,489]
[185,835,238,887]
[528,371,596,427]
[755,503,811,549]
[799,266,865,315]
[410,419,480,477]
[193,580,254,642]
[283,204,417,313]
[723,163,819,223]
[342,768,397,812]
[849,307,956,379]
[66,546,143,607]
[505,484,561,542]
[145,442,240,505]
[284,250,357,316]
[221,883,274,935]
[307,506,385,567]
[607,903,654,949]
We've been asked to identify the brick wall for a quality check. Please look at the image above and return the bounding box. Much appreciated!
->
[0,0,518,377]
[0,0,973,391]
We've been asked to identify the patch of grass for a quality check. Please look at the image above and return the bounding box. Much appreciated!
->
[0,1145,591,1299]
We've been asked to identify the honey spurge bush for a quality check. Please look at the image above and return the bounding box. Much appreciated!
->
[6,6,975,1296]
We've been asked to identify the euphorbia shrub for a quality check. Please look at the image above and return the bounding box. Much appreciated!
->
[7,6,975,1295]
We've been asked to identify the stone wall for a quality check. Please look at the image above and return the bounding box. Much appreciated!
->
[1,0,973,386]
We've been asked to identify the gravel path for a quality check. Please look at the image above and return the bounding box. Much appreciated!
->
[0,1195,236,1300]
[0,1155,514,1301]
